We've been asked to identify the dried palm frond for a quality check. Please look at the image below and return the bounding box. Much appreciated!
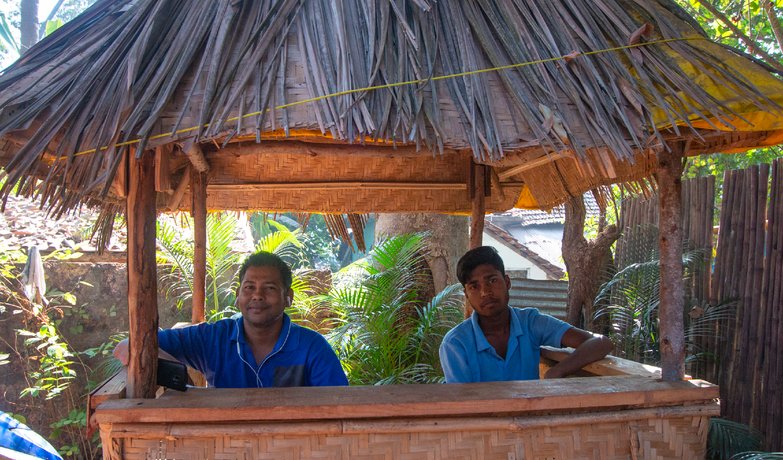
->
[0,0,780,219]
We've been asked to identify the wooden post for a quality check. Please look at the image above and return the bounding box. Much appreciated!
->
[470,162,487,249]
[656,143,686,381]
[191,171,208,323]
[466,163,489,318]
[127,149,159,398]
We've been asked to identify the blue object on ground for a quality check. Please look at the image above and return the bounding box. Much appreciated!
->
[0,411,62,460]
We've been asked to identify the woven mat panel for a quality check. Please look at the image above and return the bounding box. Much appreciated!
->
[111,416,708,460]
[194,186,521,214]
[169,144,521,213]
[205,148,469,184]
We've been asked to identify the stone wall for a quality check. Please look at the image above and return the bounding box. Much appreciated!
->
[0,260,188,442]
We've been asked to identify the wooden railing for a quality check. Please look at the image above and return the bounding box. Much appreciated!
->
[90,351,717,459]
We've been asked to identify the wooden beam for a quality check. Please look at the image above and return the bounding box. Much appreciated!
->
[95,375,718,424]
[184,140,210,173]
[497,151,573,180]
[656,143,686,381]
[166,165,191,212]
[191,171,208,324]
[127,149,159,398]
[214,140,459,159]
[208,182,475,191]
[466,163,489,318]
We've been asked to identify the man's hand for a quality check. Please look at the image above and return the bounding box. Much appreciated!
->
[543,328,614,379]
[113,339,130,366]
[113,338,178,366]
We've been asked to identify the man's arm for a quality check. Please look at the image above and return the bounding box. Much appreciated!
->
[543,328,613,379]
[306,335,349,386]
[113,338,179,366]
[439,337,475,383]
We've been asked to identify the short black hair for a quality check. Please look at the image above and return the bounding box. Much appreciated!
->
[236,251,293,292]
[456,246,505,285]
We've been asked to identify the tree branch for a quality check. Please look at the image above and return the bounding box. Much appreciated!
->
[763,0,783,53]
[37,0,66,40]
[696,0,783,73]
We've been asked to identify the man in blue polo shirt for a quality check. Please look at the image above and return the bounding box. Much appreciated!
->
[115,251,347,388]
[439,246,613,383]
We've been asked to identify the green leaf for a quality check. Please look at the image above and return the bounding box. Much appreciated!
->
[62,292,77,305]
[0,13,19,53]
[44,19,64,37]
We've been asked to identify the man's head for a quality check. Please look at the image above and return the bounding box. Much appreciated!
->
[235,251,293,330]
[457,246,506,286]
[237,251,293,293]
[457,246,511,318]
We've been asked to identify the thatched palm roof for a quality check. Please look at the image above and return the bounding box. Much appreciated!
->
[1,0,782,223]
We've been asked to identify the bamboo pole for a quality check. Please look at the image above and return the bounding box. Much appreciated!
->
[191,171,208,324]
[747,165,768,427]
[655,144,685,381]
[763,159,782,448]
[127,149,159,399]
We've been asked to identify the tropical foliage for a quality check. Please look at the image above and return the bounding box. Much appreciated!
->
[0,243,102,458]
[594,225,735,366]
[324,233,463,385]
[156,211,305,321]
[708,417,765,460]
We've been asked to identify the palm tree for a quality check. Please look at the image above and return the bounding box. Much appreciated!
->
[594,224,735,368]
[156,212,305,321]
[323,232,463,385]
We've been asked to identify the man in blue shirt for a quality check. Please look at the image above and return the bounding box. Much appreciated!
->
[115,251,347,388]
[440,246,613,383]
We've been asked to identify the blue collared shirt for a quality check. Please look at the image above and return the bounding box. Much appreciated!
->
[158,313,348,388]
[439,307,571,383]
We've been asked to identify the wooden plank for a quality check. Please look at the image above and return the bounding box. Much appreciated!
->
[540,347,661,378]
[102,404,719,439]
[89,368,128,410]
[126,149,159,399]
[95,375,718,424]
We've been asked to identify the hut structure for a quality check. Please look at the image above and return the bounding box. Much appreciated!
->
[2,0,783,458]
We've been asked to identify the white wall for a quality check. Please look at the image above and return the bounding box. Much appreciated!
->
[483,233,549,280]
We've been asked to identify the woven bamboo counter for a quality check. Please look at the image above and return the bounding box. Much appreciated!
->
[93,353,718,460]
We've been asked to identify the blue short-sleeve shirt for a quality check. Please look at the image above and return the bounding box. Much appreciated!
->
[439,307,571,383]
[158,313,348,388]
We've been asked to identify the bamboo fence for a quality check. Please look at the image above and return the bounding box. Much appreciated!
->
[617,160,783,450]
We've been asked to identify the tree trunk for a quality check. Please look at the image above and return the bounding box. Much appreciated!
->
[20,0,39,54]
[656,145,686,381]
[191,171,208,324]
[375,213,468,295]
[562,194,620,329]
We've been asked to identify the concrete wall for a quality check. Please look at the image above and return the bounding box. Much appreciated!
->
[483,233,549,280]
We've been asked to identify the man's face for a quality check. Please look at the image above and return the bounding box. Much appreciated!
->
[236,265,291,330]
[463,263,511,319]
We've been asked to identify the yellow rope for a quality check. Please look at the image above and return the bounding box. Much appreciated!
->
[69,36,703,159]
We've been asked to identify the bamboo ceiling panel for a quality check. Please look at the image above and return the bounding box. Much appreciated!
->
[174,143,520,213]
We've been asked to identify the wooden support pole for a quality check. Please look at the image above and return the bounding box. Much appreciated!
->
[470,162,487,249]
[656,144,686,381]
[191,171,208,324]
[127,149,159,398]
